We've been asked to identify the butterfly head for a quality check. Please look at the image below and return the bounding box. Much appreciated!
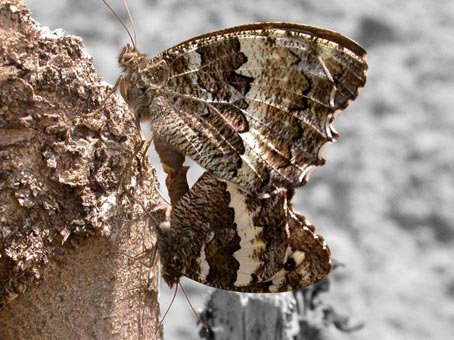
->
[157,221,184,288]
[118,44,171,124]
[118,44,146,72]
[117,45,150,126]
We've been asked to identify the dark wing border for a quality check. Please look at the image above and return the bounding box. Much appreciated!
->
[160,22,367,60]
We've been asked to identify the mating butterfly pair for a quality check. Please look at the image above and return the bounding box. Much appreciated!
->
[117,23,367,292]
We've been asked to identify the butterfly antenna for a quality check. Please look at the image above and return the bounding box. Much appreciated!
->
[179,283,209,333]
[100,0,136,47]
[156,284,178,336]
[122,0,138,49]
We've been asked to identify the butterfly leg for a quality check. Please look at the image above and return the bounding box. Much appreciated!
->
[138,136,154,171]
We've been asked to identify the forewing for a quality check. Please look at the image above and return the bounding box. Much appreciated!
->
[151,23,367,195]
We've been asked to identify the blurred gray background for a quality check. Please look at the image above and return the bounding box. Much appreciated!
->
[24,1,454,339]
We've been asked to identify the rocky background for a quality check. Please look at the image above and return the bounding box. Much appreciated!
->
[24,0,454,339]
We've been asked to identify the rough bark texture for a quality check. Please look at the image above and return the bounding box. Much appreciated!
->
[0,0,166,338]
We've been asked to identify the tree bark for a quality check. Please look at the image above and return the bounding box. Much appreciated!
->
[0,1,166,338]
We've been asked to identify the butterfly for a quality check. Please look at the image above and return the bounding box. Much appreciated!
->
[118,22,368,199]
[158,171,331,293]
[115,22,367,291]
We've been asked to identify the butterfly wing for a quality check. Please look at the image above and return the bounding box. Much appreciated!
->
[158,171,331,292]
[148,23,367,195]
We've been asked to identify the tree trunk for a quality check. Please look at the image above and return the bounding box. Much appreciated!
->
[0,0,166,338]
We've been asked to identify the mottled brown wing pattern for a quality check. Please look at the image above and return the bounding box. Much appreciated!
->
[158,172,332,293]
[117,22,366,293]
[141,23,368,195]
